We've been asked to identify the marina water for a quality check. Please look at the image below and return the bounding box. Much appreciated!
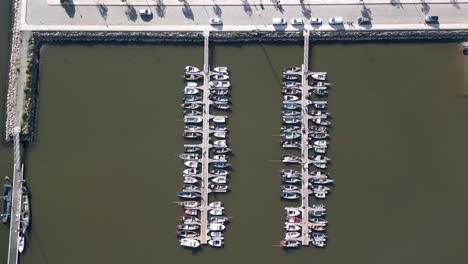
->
[1,39,468,262]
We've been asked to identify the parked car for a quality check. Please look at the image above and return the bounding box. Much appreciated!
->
[291,18,304,25]
[310,17,322,25]
[273,18,287,25]
[358,17,371,25]
[139,9,152,16]
[209,18,222,25]
[328,17,343,25]
[424,15,439,24]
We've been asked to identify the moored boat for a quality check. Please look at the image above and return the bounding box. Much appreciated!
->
[18,235,24,253]
[283,102,301,110]
[184,116,203,124]
[20,186,30,234]
[210,169,229,176]
[209,81,230,88]
[283,95,300,102]
[282,116,301,124]
[280,169,301,177]
[209,208,224,216]
[281,239,301,248]
[180,238,201,248]
[184,161,199,168]
[1,176,11,224]
[179,153,200,161]
[183,73,203,81]
[285,232,301,239]
[185,66,201,73]
[284,223,301,231]
[282,154,302,164]
[281,191,301,200]
[183,168,199,176]
[178,224,200,231]
[177,192,201,199]
[211,74,229,81]
[176,230,198,238]
[208,239,224,247]
[281,140,301,149]
[213,66,228,74]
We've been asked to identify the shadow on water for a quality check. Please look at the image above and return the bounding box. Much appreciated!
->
[361,4,372,19]
[61,0,76,18]
[420,0,430,14]
[156,0,167,17]
[451,0,460,9]
[390,0,403,8]
[125,5,137,22]
[300,0,312,19]
[213,4,222,17]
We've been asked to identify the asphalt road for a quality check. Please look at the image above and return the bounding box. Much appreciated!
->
[23,0,468,30]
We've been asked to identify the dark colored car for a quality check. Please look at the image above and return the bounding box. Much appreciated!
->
[425,15,439,24]
[358,17,371,25]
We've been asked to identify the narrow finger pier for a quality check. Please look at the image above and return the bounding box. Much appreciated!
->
[279,31,334,249]
[176,32,232,249]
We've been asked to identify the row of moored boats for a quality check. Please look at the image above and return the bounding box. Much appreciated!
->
[279,66,334,248]
[177,65,232,248]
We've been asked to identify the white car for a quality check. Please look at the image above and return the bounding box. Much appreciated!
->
[209,18,222,25]
[310,17,322,25]
[329,17,343,25]
[139,9,152,16]
[291,18,304,25]
[273,18,287,25]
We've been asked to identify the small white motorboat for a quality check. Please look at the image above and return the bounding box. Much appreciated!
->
[208,223,226,231]
[208,239,224,247]
[309,72,327,81]
[285,208,301,217]
[310,218,328,225]
[211,176,227,184]
[213,154,227,161]
[180,238,201,248]
[18,235,24,253]
[281,239,301,248]
[209,208,224,216]
[186,81,201,87]
[183,87,200,95]
[211,74,229,81]
[209,201,223,208]
[183,168,199,176]
[183,177,198,184]
[210,169,229,176]
[213,131,227,139]
[184,116,203,124]
[311,239,326,248]
[313,140,329,147]
[179,153,199,160]
[285,232,301,239]
[213,66,228,74]
[283,95,300,102]
[284,223,301,231]
[209,81,230,88]
[185,66,201,73]
[184,161,199,168]
[211,116,228,123]
[208,231,224,238]
[213,140,228,148]
[181,201,200,208]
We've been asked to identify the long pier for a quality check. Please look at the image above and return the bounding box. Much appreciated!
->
[7,127,23,264]
[300,30,311,246]
[199,30,211,245]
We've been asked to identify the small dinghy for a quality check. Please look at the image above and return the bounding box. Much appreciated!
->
[180,238,201,248]
[210,169,229,176]
[209,81,230,88]
[185,66,201,73]
[183,73,203,81]
[280,169,301,177]
[211,74,229,81]
[213,67,228,74]
[208,239,224,247]
[209,201,223,208]
[283,102,301,110]
[285,208,301,217]
[283,95,300,102]
[208,223,226,231]
[282,116,301,124]
[183,168,199,176]
[177,192,201,199]
[285,232,301,239]
[211,176,227,184]
[178,224,200,231]
[281,191,301,200]
[184,161,199,168]
[209,208,224,216]
[177,231,198,238]
[184,116,203,124]
[284,223,301,231]
[281,240,301,248]
[183,177,199,184]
